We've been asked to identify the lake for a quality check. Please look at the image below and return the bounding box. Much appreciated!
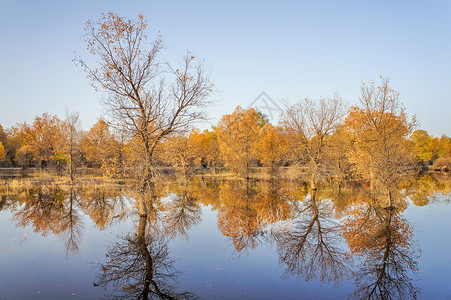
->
[0,175,450,299]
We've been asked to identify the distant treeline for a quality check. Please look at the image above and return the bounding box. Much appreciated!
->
[0,93,450,183]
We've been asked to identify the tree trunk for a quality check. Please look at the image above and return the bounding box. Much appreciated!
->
[310,160,318,191]
[141,142,154,193]
[69,147,74,183]
[387,190,392,208]
[311,173,317,190]
[137,216,174,300]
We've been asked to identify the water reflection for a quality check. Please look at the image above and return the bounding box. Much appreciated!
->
[408,174,451,206]
[78,185,129,230]
[10,186,84,256]
[274,189,350,284]
[0,174,449,298]
[94,183,201,299]
[5,184,128,256]
[162,181,202,238]
[95,215,196,299]
[343,195,420,299]
[217,180,264,252]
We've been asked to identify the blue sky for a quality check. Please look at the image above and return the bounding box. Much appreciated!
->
[0,0,450,136]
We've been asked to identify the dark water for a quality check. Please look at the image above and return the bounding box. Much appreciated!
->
[0,176,450,299]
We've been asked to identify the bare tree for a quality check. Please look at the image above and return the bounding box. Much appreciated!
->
[64,110,81,183]
[280,95,347,189]
[75,12,214,206]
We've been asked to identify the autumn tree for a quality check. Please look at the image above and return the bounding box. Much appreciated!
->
[322,127,354,192]
[64,110,81,182]
[344,77,417,205]
[188,128,221,172]
[410,129,434,163]
[81,119,125,177]
[81,119,109,167]
[76,12,214,198]
[280,95,347,189]
[0,125,7,162]
[0,126,21,166]
[431,135,451,171]
[16,113,66,169]
[409,129,451,169]
[257,124,289,175]
[439,135,451,158]
[0,141,5,162]
[160,135,197,177]
[217,106,267,178]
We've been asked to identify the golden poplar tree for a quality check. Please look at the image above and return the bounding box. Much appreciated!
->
[17,113,66,168]
[257,124,289,175]
[344,78,417,205]
[217,106,266,177]
[0,142,5,161]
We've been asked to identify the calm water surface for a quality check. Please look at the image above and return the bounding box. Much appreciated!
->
[0,177,450,299]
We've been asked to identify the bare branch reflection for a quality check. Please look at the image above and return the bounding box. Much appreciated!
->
[95,214,196,299]
[274,189,351,284]
[162,181,202,238]
[61,188,84,256]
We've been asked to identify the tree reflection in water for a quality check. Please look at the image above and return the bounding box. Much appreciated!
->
[95,185,199,299]
[9,184,128,256]
[216,179,292,253]
[79,184,129,230]
[11,186,84,256]
[61,188,84,256]
[162,181,202,238]
[274,189,351,284]
[217,179,264,252]
[95,216,195,300]
[1,175,440,299]
[343,196,420,299]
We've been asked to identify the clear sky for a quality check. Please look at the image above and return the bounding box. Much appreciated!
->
[0,0,450,136]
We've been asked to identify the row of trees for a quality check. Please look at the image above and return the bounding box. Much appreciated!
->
[0,111,81,180]
[1,79,450,183]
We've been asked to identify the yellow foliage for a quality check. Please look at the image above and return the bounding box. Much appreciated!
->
[16,113,66,166]
[257,124,289,169]
[217,106,266,176]
[160,135,197,173]
[188,129,220,169]
[0,141,6,160]
[344,105,416,192]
